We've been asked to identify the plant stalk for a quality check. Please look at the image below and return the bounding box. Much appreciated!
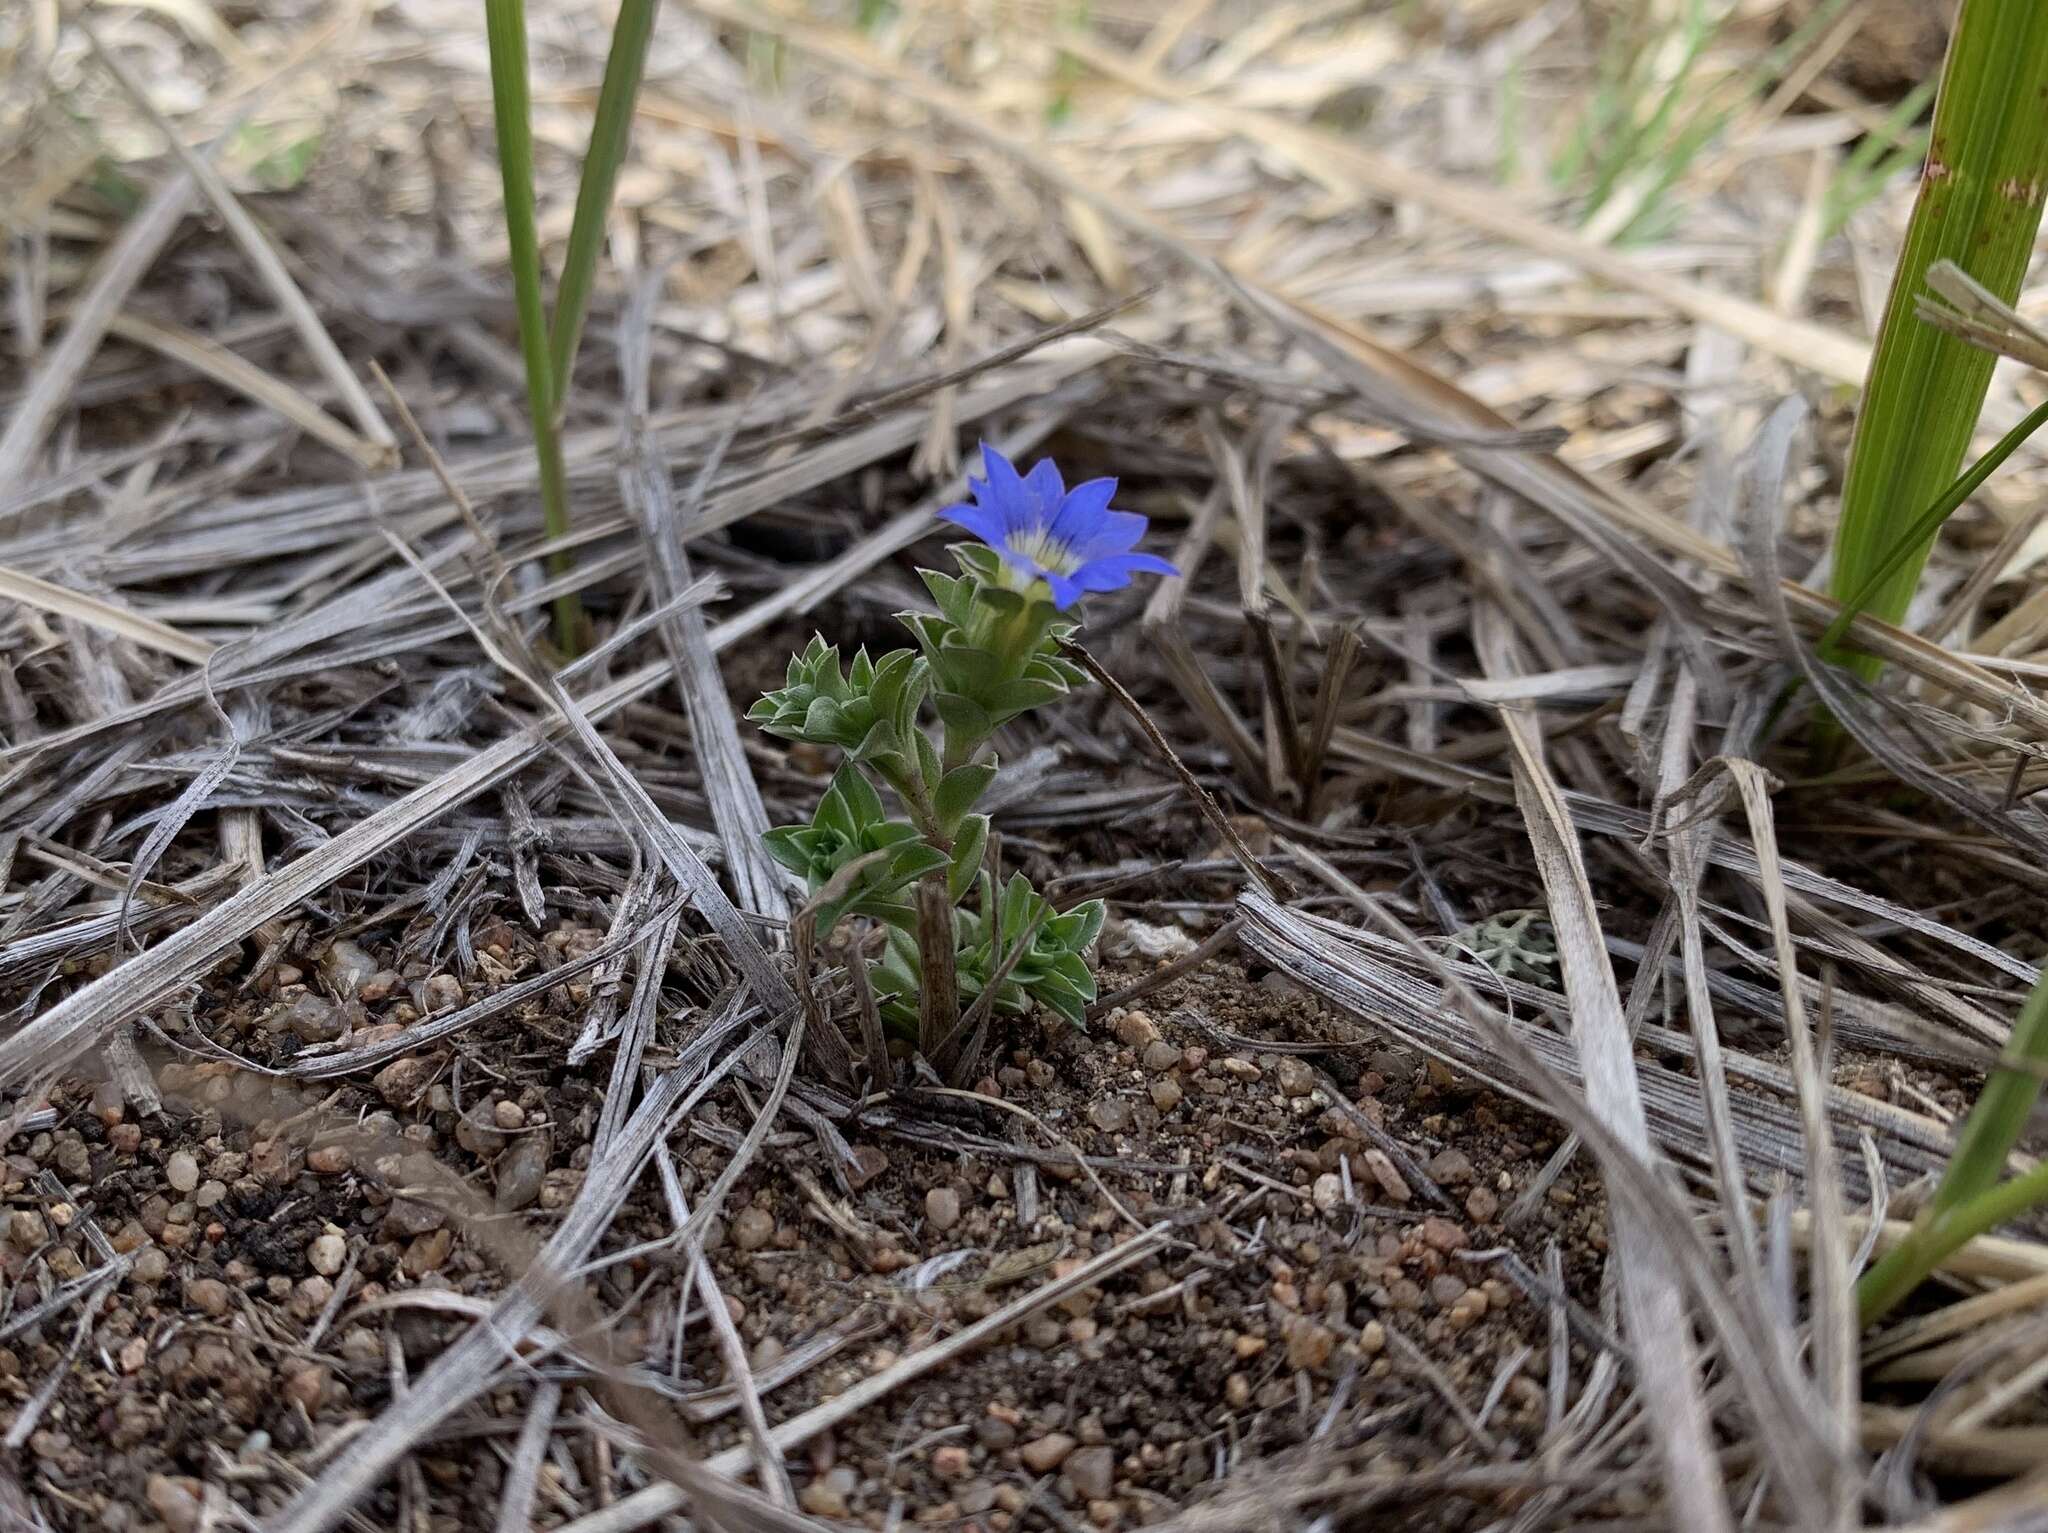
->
[1825,0,2048,683]
[1858,967,2048,1325]
[548,0,658,401]
[484,0,585,657]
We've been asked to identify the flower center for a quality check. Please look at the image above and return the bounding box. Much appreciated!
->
[1007,524,1078,578]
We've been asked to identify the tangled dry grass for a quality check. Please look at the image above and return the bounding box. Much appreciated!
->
[7,1,2048,1529]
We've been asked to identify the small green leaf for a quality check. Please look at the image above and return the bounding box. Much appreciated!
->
[816,776,857,839]
[951,543,1002,582]
[935,642,1002,696]
[888,842,951,884]
[986,677,1065,718]
[836,765,885,828]
[1059,899,1106,952]
[948,814,988,901]
[932,691,993,740]
[848,718,901,764]
[801,694,846,743]
[913,728,943,795]
[761,825,809,873]
[934,761,997,831]
[978,585,1027,617]
[919,568,964,612]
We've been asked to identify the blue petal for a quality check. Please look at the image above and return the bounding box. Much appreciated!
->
[1044,570,1085,609]
[938,500,1014,551]
[1047,477,1118,547]
[978,442,1036,534]
[1024,457,1065,515]
[1071,551,1178,593]
[1072,509,1149,559]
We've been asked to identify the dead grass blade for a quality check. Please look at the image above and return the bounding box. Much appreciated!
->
[0,168,196,490]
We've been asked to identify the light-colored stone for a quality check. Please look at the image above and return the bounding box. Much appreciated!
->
[1111,1011,1160,1049]
[1361,1149,1411,1203]
[733,1206,776,1251]
[165,1151,200,1194]
[1020,1433,1076,1472]
[307,1234,346,1277]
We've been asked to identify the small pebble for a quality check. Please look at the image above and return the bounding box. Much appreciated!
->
[925,1187,961,1232]
[383,1199,446,1238]
[186,1278,230,1316]
[931,1445,971,1480]
[403,1229,453,1275]
[1141,1040,1181,1073]
[800,1482,848,1519]
[165,1151,200,1194]
[373,1055,437,1107]
[307,1234,347,1277]
[90,1082,125,1126]
[493,1100,526,1130]
[282,994,343,1043]
[1426,1148,1475,1185]
[494,1133,552,1213]
[322,939,378,999]
[1285,1319,1334,1370]
[1087,1100,1131,1134]
[283,1363,329,1412]
[975,1415,1017,1451]
[1466,1186,1501,1223]
[1275,1057,1316,1097]
[1111,1011,1160,1048]
[1311,1173,1343,1211]
[308,1145,352,1176]
[733,1206,776,1252]
[1066,1446,1115,1500]
[145,1475,204,1533]
[9,1211,46,1251]
[1361,1149,1411,1203]
[1020,1433,1076,1472]
[846,1145,889,1189]
[1148,1078,1183,1113]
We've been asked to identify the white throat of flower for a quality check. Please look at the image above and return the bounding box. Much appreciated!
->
[1005,524,1078,583]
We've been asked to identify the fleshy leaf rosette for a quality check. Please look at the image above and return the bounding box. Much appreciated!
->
[761,767,947,939]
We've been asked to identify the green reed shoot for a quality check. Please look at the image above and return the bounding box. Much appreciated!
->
[1859,969,2048,1324]
[483,0,659,657]
[1825,0,2048,682]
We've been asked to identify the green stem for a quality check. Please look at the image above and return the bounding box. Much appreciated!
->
[547,0,657,402]
[484,0,585,657]
[875,761,945,848]
[1825,0,2048,687]
[1859,1157,2048,1326]
[1858,967,2048,1325]
[1823,395,2048,657]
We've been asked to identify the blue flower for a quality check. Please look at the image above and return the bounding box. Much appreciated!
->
[938,443,1177,610]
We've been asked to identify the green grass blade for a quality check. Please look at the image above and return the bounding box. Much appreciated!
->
[1858,968,2048,1323]
[1827,0,2048,683]
[484,0,584,656]
[547,0,657,401]
[1822,394,2048,654]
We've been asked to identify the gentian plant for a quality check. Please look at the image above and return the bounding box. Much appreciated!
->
[751,444,1175,1038]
